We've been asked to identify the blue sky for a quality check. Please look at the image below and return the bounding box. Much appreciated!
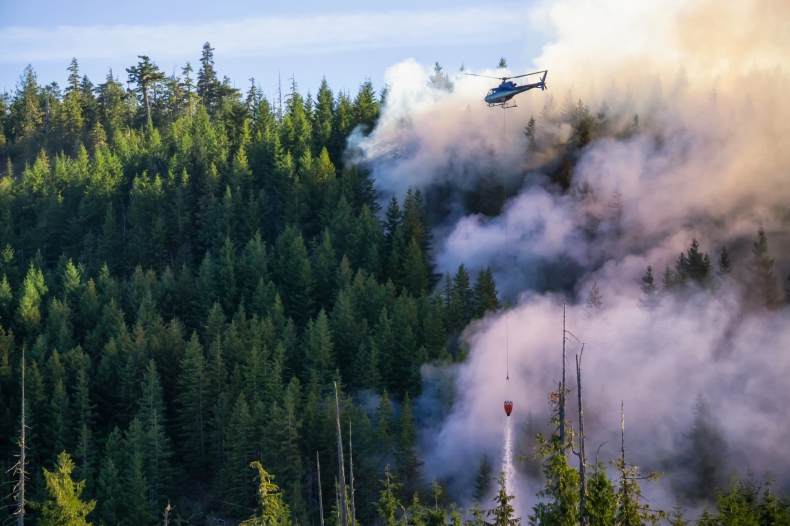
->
[0,0,549,97]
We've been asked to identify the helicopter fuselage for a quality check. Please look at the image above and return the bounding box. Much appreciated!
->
[484,80,544,106]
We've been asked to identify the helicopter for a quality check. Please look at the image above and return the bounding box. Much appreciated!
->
[466,70,548,108]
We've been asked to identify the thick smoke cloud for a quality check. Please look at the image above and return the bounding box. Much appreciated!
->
[353,0,790,517]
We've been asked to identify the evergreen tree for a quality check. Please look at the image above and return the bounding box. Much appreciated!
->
[677,395,727,502]
[275,225,314,325]
[525,116,537,154]
[374,389,396,459]
[39,451,96,526]
[529,433,579,526]
[639,266,660,311]
[584,282,604,319]
[71,355,95,484]
[137,359,173,509]
[747,228,779,308]
[176,333,208,475]
[428,62,454,92]
[16,263,49,342]
[225,393,256,513]
[303,309,335,386]
[198,42,219,114]
[473,454,493,502]
[376,465,402,526]
[586,461,617,526]
[126,55,165,123]
[395,393,422,496]
[489,471,521,526]
[242,462,292,526]
[718,246,731,276]
[473,267,501,318]
[94,456,124,526]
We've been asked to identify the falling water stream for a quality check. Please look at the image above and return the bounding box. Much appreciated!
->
[502,416,515,496]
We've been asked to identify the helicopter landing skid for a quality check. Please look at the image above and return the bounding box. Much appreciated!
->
[488,100,518,109]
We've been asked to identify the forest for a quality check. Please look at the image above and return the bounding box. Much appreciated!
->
[0,42,789,526]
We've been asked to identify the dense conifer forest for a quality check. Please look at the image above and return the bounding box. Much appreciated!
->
[0,43,788,526]
[0,44,504,525]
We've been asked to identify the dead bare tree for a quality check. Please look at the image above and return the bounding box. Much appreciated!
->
[349,422,356,526]
[576,346,587,526]
[317,452,325,526]
[12,347,27,526]
[334,383,349,526]
[560,302,567,448]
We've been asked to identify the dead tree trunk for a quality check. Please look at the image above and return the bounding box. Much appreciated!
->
[620,401,628,524]
[334,383,349,526]
[576,350,587,526]
[559,302,567,449]
[317,452,325,526]
[349,422,356,526]
[15,347,26,526]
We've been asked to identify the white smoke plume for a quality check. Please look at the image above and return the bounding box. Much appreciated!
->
[354,0,790,517]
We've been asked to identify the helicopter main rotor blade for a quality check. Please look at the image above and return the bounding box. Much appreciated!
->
[506,69,548,80]
[464,73,504,80]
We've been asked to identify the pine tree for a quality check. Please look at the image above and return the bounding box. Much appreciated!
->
[584,283,604,319]
[428,62,454,92]
[242,462,292,526]
[525,116,537,154]
[198,42,219,114]
[225,393,256,513]
[313,229,339,313]
[718,246,731,276]
[313,78,334,154]
[303,310,335,386]
[126,56,166,124]
[747,228,779,308]
[586,461,617,526]
[275,225,314,324]
[666,499,687,526]
[39,451,96,526]
[451,264,474,325]
[94,456,124,526]
[489,471,521,526]
[661,265,676,294]
[402,237,429,297]
[176,333,208,475]
[639,266,660,311]
[16,263,48,342]
[71,356,95,485]
[472,267,500,318]
[678,395,727,502]
[375,390,396,460]
[137,359,173,509]
[331,290,359,382]
[529,432,579,526]
[473,454,493,502]
[47,378,72,465]
[395,393,422,495]
[376,465,402,526]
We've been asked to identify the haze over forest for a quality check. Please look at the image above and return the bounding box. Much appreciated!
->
[1,0,789,525]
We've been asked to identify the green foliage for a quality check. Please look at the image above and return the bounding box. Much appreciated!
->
[39,451,96,526]
[242,462,292,526]
[489,471,521,526]
[528,433,579,526]
[586,462,617,526]
[0,51,511,526]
